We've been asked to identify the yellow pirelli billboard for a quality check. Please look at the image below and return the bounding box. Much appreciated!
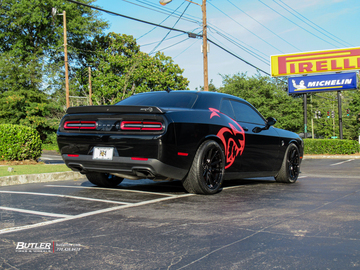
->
[271,47,360,77]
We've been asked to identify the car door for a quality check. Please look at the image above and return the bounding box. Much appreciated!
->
[221,99,280,174]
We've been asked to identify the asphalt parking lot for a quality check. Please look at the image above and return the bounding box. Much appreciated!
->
[0,158,360,269]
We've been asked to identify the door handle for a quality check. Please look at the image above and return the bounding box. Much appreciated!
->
[243,127,249,131]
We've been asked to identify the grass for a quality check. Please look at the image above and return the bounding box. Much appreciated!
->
[0,164,71,177]
[0,144,70,177]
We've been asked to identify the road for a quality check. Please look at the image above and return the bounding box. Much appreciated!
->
[38,150,64,164]
[0,158,359,269]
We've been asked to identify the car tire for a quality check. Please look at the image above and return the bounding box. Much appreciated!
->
[86,172,123,188]
[182,140,225,195]
[275,143,300,183]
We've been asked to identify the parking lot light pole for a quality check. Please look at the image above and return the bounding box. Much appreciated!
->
[159,0,209,91]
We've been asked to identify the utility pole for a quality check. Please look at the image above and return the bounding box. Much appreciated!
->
[201,0,208,91]
[160,0,208,91]
[52,8,70,108]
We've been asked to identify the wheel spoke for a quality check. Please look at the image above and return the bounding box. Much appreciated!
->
[211,159,221,166]
[207,148,213,162]
[201,146,223,190]
[210,149,218,163]
[288,149,299,180]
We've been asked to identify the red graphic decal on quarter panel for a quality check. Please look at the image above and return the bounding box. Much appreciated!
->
[217,123,245,169]
[209,108,220,119]
[208,108,245,169]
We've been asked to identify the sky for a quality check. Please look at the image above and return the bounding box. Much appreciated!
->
[92,0,360,90]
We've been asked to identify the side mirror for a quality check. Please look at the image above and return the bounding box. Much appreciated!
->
[265,117,276,129]
[252,117,277,133]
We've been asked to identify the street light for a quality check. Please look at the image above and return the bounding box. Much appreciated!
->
[52,8,70,108]
[159,0,209,91]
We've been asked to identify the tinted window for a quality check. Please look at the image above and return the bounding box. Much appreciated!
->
[117,92,197,108]
[220,99,235,119]
[230,100,265,124]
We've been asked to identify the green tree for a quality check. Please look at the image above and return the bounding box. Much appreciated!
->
[345,90,360,139]
[220,73,303,132]
[83,33,189,105]
[0,53,62,140]
[196,80,218,92]
[0,0,108,140]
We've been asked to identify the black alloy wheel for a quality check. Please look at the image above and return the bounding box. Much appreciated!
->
[288,145,300,181]
[202,145,223,190]
[182,140,225,194]
[275,143,300,183]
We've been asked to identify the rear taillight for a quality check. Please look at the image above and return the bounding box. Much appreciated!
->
[121,121,163,131]
[64,121,97,130]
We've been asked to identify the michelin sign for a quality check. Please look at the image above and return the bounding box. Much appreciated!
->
[288,72,357,94]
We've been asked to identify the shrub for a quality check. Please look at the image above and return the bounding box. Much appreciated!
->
[0,124,42,161]
[304,139,360,155]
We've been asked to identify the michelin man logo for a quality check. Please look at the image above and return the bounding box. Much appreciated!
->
[292,79,307,90]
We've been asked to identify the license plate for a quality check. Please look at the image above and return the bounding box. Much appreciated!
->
[93,147,114,160]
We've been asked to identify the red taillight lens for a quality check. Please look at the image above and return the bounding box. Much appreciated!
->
[131,157,148,161]
[64,121,97,130]
[121,121,163,131]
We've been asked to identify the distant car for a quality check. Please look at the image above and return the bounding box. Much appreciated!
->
[57,90,303,195]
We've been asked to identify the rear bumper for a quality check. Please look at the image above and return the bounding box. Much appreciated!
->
[62,154,188,180]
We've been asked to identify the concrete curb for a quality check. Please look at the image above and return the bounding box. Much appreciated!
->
[0,171,84,187]
[303,155,360,159]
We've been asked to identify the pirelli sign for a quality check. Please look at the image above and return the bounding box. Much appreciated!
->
[271,47,360,77]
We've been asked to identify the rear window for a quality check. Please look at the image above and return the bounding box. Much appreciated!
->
[117,92,197,108]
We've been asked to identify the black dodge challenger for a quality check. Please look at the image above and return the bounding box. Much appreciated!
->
[57,90,303,195]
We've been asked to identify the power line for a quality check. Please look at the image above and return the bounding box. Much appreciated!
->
[226,0,302,51]
[139,33,184,47]
[120,0,201,25]
[207,25,269,62]
[136,1,185,40]
[65,0,270,77]
[153,37,190,54]
[274,0,353,47]
[134,0,201,24]
[208,28,270,65]
[149,2,191,55]
[65,0,198,37]
[258,0,338,48]
[173,38,199,59]
[208,1,285,54]
[208,32,269,67]
[207,38,270,76]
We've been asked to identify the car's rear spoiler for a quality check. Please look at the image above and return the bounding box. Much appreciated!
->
[66,105,164,114]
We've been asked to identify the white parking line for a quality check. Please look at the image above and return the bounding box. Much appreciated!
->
[330,159,355,166]
[45,184,179,197]
[0,191,131,205]
[0,206,72,218]
[0,193,195,235]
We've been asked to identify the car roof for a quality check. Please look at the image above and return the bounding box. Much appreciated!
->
[118,90,253,111]
[133,90,248,103]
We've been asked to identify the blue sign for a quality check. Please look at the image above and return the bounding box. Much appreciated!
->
[288,72,358,94]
